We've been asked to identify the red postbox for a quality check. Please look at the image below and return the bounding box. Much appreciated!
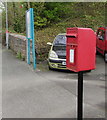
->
[66,27,96,72]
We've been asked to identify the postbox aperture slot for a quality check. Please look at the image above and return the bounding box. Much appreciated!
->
[66,34,77,38]
[68,36,76,38]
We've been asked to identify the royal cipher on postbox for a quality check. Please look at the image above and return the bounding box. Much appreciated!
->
[66,27,96,72]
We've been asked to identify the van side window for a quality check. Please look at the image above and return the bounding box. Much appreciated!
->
[97,29,105,40]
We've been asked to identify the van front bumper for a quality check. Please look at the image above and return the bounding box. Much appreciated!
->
[48,59,66,69]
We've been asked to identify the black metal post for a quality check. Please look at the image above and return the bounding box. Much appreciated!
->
[77,71,83,120]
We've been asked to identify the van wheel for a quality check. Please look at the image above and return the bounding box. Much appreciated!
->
[104,53,107,63]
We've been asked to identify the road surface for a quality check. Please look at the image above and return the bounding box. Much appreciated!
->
[2,46,106,118]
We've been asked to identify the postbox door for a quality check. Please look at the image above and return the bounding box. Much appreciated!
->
[66,31,78,71]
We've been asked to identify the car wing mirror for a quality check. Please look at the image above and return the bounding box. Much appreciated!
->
[47,42,52,46]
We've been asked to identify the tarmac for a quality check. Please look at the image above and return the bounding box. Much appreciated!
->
[2,46,106,119]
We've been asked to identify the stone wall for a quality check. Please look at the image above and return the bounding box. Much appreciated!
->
[7,33,49,62]
[9,33,27,59]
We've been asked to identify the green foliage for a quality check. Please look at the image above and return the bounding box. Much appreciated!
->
[2,2,26,33]
[2,2,105,32]
[16,52,25,61]
[34,16,48,28]
[1,2,105,61]
[42,3,69,25]
[44,9,59,21]
[16,52,22,59]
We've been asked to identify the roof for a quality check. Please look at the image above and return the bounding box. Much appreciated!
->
[58,33,66,35]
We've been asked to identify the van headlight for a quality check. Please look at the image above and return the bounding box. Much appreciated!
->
[49,50,58,59]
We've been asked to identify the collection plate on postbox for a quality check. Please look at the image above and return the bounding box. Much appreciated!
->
[66,27,96,72]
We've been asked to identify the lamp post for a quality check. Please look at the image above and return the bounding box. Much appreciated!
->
[27,0,30,9]
[6,1,8,49]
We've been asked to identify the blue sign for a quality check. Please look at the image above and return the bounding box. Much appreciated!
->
[26,8,36,69]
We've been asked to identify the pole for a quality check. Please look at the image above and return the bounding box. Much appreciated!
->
[77,71,83,120]
[27,0,30,9]
[27,38,30,65]
[31,8,36,69]
[6,1,9,49]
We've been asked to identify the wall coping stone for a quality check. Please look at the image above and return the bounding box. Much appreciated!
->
[9,33,27,41]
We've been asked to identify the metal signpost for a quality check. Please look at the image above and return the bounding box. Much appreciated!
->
[26,8,36,69]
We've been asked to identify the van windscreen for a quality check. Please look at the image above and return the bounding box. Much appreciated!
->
[53,35,66,45]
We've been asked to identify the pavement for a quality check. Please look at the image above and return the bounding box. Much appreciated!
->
[0,44,2,119]
[2,46,106,118]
